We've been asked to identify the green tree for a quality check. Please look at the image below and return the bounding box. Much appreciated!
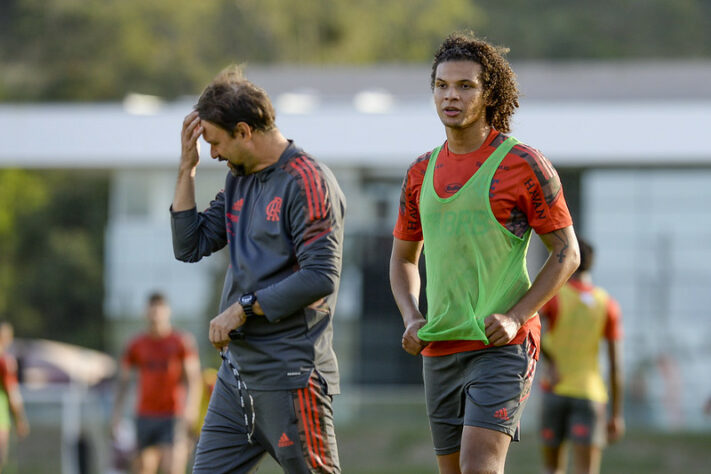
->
[0,170,47,319]
[0,0,480,101]
[0,170,109,349]
[471,0,711,59]
[3,0,710,101]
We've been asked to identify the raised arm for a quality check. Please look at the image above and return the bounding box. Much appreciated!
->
[173,111,203,212]
[485,225,580,346]
[171,111,227,262]
[390,237,428,356]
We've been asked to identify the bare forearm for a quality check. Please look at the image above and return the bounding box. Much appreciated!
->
[507,227,579,325]
[112,381,129,423]
[8,389,26,423]
[172,166,197,212]
[390,239,428,355]
[184,366,203,422]
[609,342,624,417]
[610,371,623,417]
[174,110,202,212]
[389,258,424,326]
[186,381,202,414]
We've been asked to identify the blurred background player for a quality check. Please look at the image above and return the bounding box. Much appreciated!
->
[539,237,625,474]
[111,293,202,474]
[0,321,29,470]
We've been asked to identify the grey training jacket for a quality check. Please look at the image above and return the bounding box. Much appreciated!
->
[171,141,346,394]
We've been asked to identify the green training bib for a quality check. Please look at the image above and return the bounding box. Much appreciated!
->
[418,137,532,342]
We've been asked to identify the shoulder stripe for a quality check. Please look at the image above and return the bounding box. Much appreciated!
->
[290,159,317,221]
[291,156,328,221]
[512,144,555,181]
[297,157,326,219]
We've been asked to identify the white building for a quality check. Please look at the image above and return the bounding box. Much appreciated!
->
[2,62,711,429]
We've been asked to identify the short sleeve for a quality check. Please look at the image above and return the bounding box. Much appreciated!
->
[604,298,623,340]
[510,145,573,235]
[393,153,430,241]
[121,339,140,368]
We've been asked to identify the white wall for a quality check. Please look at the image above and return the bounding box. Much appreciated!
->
[584,168,711,429]
[104,168,228,320]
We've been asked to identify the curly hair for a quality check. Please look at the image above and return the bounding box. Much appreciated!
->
[431,32,519,133]
[196,65,276,135]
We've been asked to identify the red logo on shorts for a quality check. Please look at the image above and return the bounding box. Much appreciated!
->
[278,432,294,447]
[493,408,510,421]
[572,424,589,437]
[266,196,282,222]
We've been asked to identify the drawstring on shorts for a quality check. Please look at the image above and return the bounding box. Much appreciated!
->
[220,348,256,444]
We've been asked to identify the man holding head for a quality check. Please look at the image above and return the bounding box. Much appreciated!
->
[171,66,346,473]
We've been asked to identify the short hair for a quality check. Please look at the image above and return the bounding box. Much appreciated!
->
[195,65,276,135]
[431,32,519,133]
[576,237,595,273]
[147,291,167,306]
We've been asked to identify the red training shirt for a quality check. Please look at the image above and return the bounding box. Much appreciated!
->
[122,331,196,416]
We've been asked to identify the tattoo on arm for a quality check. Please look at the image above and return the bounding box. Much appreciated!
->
[553,230,569,263]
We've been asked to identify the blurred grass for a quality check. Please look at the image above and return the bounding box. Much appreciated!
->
[256,391,711,473]
[5,388,711,473]
[257,427,711,474]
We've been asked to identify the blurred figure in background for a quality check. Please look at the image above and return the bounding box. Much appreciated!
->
[0,321,29,470]
[539,237,625,474]
[111,293,202,474]
[192,367,217,441]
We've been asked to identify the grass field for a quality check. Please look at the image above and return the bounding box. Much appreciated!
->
[255,394,711,474]
[255,426,711,473]
[6,389,711,473]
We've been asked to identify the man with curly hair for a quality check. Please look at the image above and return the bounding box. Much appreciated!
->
[390,32,580,473]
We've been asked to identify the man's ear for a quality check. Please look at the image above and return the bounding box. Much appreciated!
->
[234,122,252,140]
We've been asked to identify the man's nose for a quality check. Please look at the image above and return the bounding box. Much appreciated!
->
[444,87,459,100]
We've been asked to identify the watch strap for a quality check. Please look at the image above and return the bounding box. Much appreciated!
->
[240,293,256,318]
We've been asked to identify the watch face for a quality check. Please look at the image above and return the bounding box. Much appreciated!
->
[240,293,255,305]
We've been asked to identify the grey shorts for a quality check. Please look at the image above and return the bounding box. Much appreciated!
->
[193,362,340,473]
[423,337,537,456]
[135,416,177,450]
[540,391,607,447]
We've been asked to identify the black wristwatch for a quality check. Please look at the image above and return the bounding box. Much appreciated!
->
[239,292,257,318]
